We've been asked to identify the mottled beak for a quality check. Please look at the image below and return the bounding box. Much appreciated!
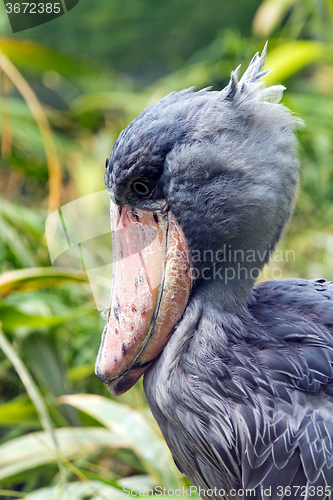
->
[95,199,192,395]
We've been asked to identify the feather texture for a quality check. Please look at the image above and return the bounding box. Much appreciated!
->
[145,280,333,499]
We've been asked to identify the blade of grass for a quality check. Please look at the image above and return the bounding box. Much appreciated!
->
[0,267,88,296]
[0,324,66,494]
[0,51,62,213]
[61,394,182,489]
[0,427,128,479]
[0,489,27,498]
[32,432,110,500]
[0,37,99,80]
[23,481,130,500]
[0,395,38,426]
[0,72,13,158]
[0,216,38,268]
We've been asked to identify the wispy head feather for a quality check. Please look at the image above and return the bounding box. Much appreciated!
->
[224,43,285,106]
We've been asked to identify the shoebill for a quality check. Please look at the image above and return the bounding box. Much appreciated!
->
[95,46,333,499]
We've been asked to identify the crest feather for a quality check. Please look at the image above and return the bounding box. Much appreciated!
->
[224,43,285,106]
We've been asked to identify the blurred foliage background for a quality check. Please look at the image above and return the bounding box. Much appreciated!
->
[0,0,332,498]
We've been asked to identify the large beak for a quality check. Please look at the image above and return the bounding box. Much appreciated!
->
[95,199,192,395]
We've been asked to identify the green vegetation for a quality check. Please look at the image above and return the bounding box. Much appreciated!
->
[0,0,333,498]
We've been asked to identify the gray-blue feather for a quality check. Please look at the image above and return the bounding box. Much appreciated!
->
[105,46,333,499]
[144,279,333,499]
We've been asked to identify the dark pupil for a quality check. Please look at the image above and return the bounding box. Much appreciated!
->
[133,181,150,196]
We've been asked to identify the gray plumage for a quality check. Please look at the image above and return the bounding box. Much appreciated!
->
[145,278,333,499]
[105,46,333,499]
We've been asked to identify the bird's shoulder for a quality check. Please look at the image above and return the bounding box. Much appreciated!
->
[233,278,333,495]
[246,278,333,394]
[186,279,333,495]
[251,277,333,325]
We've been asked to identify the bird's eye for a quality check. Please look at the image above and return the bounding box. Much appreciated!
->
[132,179,153,197]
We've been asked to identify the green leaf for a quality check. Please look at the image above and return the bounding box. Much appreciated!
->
[0,267,88,296]
[0,427,128,481]
[71,91,149,121]
[0,217,38,268]
[0,37,98,81]
[0,395,38,426]
[0,299,92,331]
[23,480,131,500]
[23,480,200,500]
[118,474,156,491]
[23,333,80,426]
[264,41,332,85]
[0,303,74,331]
[67,363,96,382]
[0,196,45,241]
[61,394,182,489]
[252,0,297,37]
